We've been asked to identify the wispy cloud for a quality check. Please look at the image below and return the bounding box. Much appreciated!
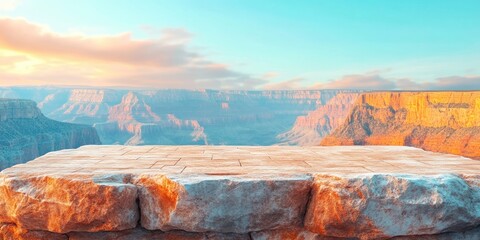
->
[0,18,265,89]
[420,76,480,90]
[309,73,480,90]
[311,74,397,90]
[262,77,305,90]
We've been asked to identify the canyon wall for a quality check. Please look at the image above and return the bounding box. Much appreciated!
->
[0,87,357,145]
[0,99,101,169]
[321,91,480,159]
[278,92,361,145]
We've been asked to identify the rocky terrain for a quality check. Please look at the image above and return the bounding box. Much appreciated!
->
[321,91,480,159]
[0,87,356,145]
[0,99,101,170]
[1,145,479,239]
[278,92,361,145]
[3,88,480,160]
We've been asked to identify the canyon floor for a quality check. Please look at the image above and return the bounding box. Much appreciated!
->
[1,145,480,240]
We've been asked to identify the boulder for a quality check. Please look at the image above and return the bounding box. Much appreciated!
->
[304,174,480,239]
[133,174,312,233]
[0,174,138,233]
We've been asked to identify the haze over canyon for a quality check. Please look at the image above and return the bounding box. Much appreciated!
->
[1,87,479,161]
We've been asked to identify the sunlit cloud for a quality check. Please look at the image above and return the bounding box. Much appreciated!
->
[0,18,265,89]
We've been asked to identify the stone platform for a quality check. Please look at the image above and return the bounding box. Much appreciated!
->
[1,145,480,240]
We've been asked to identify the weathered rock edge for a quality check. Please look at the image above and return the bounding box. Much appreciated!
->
[0,173,479,239]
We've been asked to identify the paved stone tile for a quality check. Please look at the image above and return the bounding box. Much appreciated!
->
[2,145,479,176]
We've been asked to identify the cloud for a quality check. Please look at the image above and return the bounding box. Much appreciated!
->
[310,73,480,91]
[261,72,279,79]
[421,76,480,90]
[0,0,20,11]
[0,18,265,89]
[262,77,305,90]
[311,74,397,90]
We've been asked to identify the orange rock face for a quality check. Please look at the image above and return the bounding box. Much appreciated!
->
[304,174,480,239]
[321,91,480,159]
[0,174,138,233]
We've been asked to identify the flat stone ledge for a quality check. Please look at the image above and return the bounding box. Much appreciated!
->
[1,146,479,239]
[4,145,480,176]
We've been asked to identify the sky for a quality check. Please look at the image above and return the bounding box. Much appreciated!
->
[0,0,479,90]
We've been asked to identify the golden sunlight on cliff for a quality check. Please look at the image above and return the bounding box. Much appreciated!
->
[322,92,480,159]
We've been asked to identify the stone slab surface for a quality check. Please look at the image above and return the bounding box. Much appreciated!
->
[3,145,480,176]
[1,145,479,239]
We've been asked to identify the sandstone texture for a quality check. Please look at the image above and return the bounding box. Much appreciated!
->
[134,174,312,232]
[0,99,101,170]
[0,174,138,233]
[1,146,480,239]
[321,91,480,159]
[305,174,480,239]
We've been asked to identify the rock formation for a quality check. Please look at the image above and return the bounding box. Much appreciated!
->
[0,99,101,170]
[321,92,480,159]
[1,172,479,239]
[278,93,361,145]
[95,91,208,145]
[1,145,480,239]
[0,87,357,145]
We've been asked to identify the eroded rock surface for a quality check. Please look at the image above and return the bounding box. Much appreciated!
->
[305,174,480,239]
[133,174,312,233]
[0,174,138,233]
[1,146,480,239]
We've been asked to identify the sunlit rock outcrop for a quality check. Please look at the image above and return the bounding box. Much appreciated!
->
[305,174,480,239]
[0,145,479,239]
[321,91,480,159]
[0,174,138,233]
[133,174,312,233]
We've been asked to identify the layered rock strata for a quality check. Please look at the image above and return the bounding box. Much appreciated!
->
[1,146,479,239]
[321,91,480,159]
[0,87,360,145]
[278,93,360,145]
[0,99,101,170]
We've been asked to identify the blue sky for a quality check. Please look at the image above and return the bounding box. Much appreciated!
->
[0,0,479,89]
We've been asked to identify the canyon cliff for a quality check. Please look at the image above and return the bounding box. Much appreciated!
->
[278,93,361,145]
[321,91,480,159]
[0,87,356,145]
[0,99,101,170]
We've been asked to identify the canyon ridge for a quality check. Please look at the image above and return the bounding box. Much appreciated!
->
[1,87,479,160]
